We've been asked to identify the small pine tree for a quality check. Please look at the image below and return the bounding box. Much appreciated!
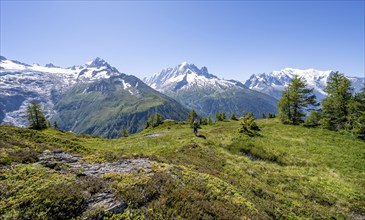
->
[145,112,163,129]
[221,112,227,121]
[303,111,322,127]
[53,121,58,130]
[200,117,208,125]
[268,113,273,118]
[188,109,198,126]
[215,112,222,121]
[121,126,129,137]
[27,101,48,130]
[262,113,266,119]
[230,113,238,121]
[207,115,213,125]
[238,112,260,136]
[155,113,163,127]
[47,121,51,128]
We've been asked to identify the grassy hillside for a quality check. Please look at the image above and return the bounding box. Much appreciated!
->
[1,119,364,219]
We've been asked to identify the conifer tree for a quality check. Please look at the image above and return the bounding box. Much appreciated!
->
[155,113,163,127]
[215,112,222,121]
[238,112,260,136]
[121,126,129,137]
[188,109,198,125]
[230,113,238,121]
[303,111,321,127]
[207,115,213,125]
[145,112,163,129]
[349,86,365,138]
[27,101,48,130]
[53,121,58,130]
[321,72,353,130]
[221,112,227,121]
[200,117,208,125]
[278,76,318,125]
[262,113,266,119]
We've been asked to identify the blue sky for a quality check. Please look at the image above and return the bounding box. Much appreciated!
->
[1,1,364,81]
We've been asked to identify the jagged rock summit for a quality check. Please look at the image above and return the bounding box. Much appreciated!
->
[144,61,245,93]
[144,62,278,118]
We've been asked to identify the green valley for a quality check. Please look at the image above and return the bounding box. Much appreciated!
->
[1,118,364,219]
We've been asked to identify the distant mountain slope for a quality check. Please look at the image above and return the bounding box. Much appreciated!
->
[0,56,188,138]
[144,62,278,117]
[53,74,188,138]
[245,68,364,100]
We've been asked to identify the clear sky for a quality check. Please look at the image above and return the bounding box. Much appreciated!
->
[1,1,364,81]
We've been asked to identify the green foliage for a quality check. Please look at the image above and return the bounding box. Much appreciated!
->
[221,112,227,120]
[262,113,266,119]
[27,101,48,130]
[349,87,365,139]
[0,165,106,219]
[321,71,353,130]
[121,126,129,137]
[207,115,213,125]
[278,76,318,125]
[199,117,208,125]
[352,111,365,140]
[145,113,163,129]
[230,113,238,121]
[238,112,260,136]
[215,112,222,121]
[267,112,275,118]
[303,111,322,127]
[53,121,58,129]
[187,109,198,125]
[216,112,227,121]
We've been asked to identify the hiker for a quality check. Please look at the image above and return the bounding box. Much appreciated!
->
[193,121,198,136]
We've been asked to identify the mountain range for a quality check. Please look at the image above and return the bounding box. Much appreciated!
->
[1,56,364,138]
[0,56,188,138]
[244,68,364,100]
[143,62,278,118]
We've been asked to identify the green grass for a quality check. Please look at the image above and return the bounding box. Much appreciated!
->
[1,119,365,219]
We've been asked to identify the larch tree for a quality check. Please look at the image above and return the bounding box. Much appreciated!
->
[278,76,318,125]
[321,71,353,130]
[27,101,48,130]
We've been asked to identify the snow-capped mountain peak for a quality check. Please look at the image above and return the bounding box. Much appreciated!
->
[144,62,242,93]
[244,68,364,100]
[86,57,110,68]
[0,56,132,127]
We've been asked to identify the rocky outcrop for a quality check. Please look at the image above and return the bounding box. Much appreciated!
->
[37,149,153,218]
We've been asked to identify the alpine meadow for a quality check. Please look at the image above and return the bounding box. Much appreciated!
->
[1,1,364,219]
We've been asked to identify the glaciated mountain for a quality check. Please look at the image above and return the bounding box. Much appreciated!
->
[0,56,119,126]
[144,62,278,117]
[245,68,365,100]
[144,62,245,93]
[0,56,188,138]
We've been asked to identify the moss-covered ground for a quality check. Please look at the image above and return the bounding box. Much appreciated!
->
[1,118,364,219]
